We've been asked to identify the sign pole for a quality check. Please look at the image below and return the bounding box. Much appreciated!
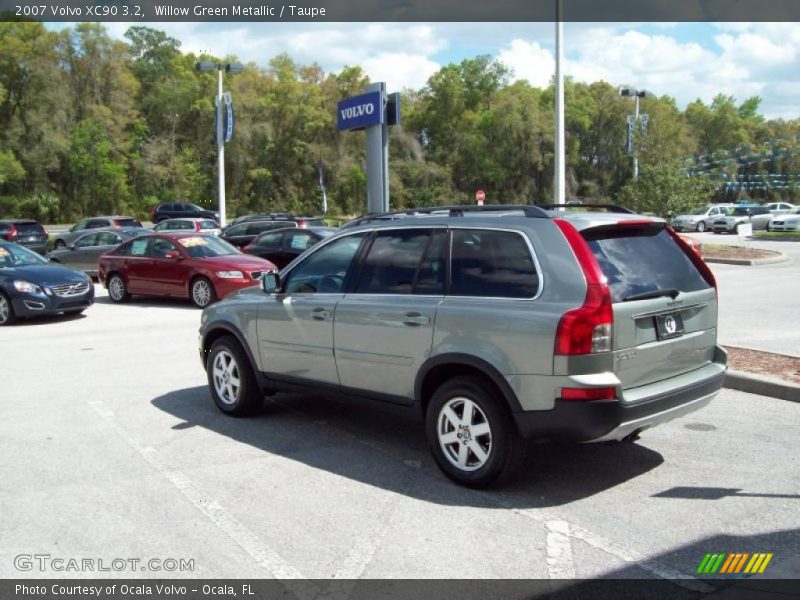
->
[365,82,389,214]
[216,67,226,227]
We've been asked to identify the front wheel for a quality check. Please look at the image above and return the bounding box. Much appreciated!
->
[425,376,526,488]
[53,240,66,250]
[0,293,16,326]
[107,274,130,303]
[207,336,262,416]
[696,221,706,232]
[190,277,217,308]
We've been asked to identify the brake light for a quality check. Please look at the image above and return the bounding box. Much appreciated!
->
[561,387,616,401]
[195,221,202,232]
[615,219,654,227]
[666,227,716,288]
[553,219,613,355]
[297,220,307,228]
[113,220,121,228]
[8,224,17,239]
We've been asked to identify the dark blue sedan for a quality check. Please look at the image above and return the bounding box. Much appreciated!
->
[0,241,94,326]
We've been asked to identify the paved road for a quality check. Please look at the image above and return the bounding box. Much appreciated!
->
[684,232,800,357]
[1,288,798,588]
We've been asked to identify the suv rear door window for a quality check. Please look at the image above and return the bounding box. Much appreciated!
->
[355,229,443,295]
[450,229,538,298]
[583,225,711,303]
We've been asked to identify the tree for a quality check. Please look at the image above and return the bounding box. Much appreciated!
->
[617,162,715,217]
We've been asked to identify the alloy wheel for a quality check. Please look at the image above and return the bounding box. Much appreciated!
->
[212,350,241,405]
[437,397,493,472]
[0,295,10,324]
[109,276,125,301]
[192,280,212,307]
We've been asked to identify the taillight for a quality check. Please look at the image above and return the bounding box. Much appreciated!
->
[561,387,616,401]
[553,219,613,355]
[297,220,307,228]
[113,220,121,228]
[8,224,17,239]
[666,227,716,288]
[195,221,202,232]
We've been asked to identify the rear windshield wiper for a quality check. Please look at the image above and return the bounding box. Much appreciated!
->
[622,288,680,302]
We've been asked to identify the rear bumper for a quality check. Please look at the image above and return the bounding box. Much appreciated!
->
[513,367,725,443]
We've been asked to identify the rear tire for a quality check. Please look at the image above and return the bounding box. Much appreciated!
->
[0,293,16,326]
[425,376,526,488]
[107,274,130,303]
[207,336,262,416]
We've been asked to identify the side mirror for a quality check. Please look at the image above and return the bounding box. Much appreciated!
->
[261,271,280,293]
[164,250,181,260]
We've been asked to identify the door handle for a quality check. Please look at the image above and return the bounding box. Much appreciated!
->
[403,312,430,327]
[311,307,331,320]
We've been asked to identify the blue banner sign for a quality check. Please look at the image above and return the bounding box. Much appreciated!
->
[223,92,234,143]
[337,91,383,131]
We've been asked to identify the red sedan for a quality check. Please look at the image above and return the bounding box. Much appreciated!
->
[98,233,276,308]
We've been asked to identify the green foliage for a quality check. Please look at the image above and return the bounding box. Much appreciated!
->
[617,163,715,217]
[0,22,797,224]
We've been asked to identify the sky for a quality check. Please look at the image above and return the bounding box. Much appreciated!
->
[87,21,800,120]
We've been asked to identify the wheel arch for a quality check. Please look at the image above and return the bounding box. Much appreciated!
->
[202,322,260,377]
[415,353,522,415]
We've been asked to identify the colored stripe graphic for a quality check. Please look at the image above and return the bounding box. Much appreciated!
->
[699,552,774,575]
[697,553,727,574]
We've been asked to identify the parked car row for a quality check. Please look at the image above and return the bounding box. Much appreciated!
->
[671,202,797,234]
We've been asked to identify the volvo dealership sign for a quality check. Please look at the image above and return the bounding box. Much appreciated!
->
[337,91,383,131]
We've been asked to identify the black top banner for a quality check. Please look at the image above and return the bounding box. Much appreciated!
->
[1,0,799,22]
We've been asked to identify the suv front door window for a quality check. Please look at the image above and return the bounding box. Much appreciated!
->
[257,233,366,386]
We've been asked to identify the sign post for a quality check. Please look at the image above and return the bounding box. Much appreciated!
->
[475,189,486,206]
[337,83,399,215]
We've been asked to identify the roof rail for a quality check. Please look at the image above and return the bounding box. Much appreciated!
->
[345,204,550,226]
[534,203,634,214]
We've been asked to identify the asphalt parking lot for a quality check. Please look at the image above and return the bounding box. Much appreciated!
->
[1,284,799,588]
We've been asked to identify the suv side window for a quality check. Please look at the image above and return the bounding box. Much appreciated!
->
[283,233,366,294]
[354,229,446,295]
[255,231,283,248]
[450,229,538,299]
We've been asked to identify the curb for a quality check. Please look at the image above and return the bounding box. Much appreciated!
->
[704,250,788,266]
[724,370,800,403]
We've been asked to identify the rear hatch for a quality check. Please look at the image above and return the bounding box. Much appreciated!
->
[581,222,718,397]
[13,221,47,244]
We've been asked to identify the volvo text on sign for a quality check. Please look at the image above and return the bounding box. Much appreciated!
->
[337,91,383,131]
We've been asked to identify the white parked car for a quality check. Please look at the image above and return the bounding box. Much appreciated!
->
[765,202,796,215]
[153,218,221,236]
[767,207,800,232]
[671,204,734,232]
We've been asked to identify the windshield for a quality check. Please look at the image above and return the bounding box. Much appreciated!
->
[177,236,240,258]
[0,243,49,267]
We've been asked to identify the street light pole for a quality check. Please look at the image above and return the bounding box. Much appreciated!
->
[619,87,650,181]
[196,60,243,228]
[216,66,226,227]
[554,0,566,205]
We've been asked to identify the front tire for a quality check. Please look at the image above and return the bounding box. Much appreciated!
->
[107,274,131,303]
[696,221,706,232]
[425,376,526,488]
[207,336,262,416]
[0,293,16,326]
[53,240,66,250]
[190,277,216,308]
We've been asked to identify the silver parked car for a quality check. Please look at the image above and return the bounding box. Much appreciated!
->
[46,228,149,276]
[711,205,772,233]
[768,207,800,232]
[671,204,734,232]
[198,204,727,487]
[52,216,144,249]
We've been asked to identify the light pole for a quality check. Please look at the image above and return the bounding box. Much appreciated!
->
[619,87,651,180]
[554,0,566,205]
[196,61,243,227]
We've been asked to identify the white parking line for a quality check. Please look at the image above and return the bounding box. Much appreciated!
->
[545,520,575,579]
[87,400,321,600]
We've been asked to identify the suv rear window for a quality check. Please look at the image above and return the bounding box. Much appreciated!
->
[583,226,711,303]
[115,218,142,228]
[14,222,45,234]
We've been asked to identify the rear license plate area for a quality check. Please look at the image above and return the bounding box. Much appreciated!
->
[655,312,684,340]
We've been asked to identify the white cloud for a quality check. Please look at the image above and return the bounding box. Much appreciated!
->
[497,40,554,88]
[361,53,441,90]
